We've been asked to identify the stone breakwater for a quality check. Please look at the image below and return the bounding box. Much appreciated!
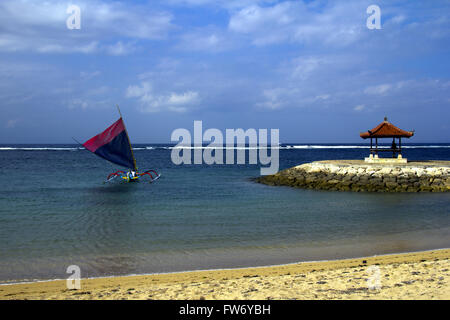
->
[256,160,450,192]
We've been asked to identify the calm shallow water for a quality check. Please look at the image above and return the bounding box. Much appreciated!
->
[0,143,449,283]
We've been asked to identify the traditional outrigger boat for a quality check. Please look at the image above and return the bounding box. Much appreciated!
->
[81,107,160,183]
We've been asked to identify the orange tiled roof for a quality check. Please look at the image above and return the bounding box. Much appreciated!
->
[360,118,414,139]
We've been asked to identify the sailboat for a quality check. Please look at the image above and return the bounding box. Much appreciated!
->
[81,107,160,183]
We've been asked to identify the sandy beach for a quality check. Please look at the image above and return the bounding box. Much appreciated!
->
[1,249,448,300]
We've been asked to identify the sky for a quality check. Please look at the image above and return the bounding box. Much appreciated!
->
[0,0,449,143]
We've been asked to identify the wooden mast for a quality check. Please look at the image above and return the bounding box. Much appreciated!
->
[116,105,138,172]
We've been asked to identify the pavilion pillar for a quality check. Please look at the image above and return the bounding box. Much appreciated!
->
[392,137,395,158]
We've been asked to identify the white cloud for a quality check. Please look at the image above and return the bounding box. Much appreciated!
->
[354,104,365,111]
[363,80,450,99]
[166,0,276,10]
[66,97,112,109]
[167,91,199,105]
[364,84,392,95]
[156,58,181,71]
[126,82,153,99]
[315,94,330,100]
[176,26,233,52]
[106,41,137,56]
[68,99,89,109]
[229,3,296,45]
[290,57,328,80]
[228,1,365,47]
[178,33,221,51]
[391,15,406,24]
[229,4,293,34]
[256,87,297,110]
[35,41,100,54]
[126,82,200,113]
[0,0,173,54]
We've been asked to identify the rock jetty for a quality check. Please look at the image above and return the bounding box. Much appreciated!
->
[256,160,450,192]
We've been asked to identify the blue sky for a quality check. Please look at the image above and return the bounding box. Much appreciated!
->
[0,0,449,143]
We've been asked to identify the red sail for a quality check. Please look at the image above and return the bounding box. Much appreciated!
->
[83,118,135,169]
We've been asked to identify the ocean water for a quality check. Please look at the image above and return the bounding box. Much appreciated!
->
[0,143,449,283]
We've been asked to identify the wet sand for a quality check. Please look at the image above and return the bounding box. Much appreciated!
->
[1,249,448,300]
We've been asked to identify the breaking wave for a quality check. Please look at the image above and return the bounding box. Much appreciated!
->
[0,145,449,151]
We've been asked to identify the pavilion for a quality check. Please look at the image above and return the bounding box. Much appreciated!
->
[360,117,414,163]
